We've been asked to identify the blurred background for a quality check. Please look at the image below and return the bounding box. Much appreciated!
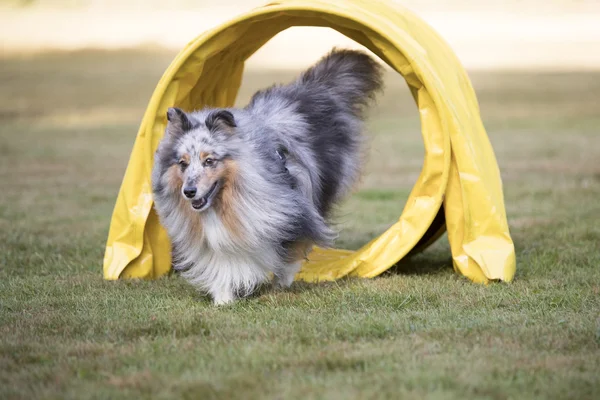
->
[2,0,600,69]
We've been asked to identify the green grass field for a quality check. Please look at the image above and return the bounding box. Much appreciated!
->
[1,49,599,399]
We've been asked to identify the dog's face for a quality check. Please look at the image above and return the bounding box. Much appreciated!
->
[160,107,238,213]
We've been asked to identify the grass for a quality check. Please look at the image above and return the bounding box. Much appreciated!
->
[1,49,599,399]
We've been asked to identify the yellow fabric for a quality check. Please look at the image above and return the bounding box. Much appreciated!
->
[103,0,516,284]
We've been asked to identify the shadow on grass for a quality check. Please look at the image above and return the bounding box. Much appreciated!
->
[250,277,358,299]
[387,253,454,277]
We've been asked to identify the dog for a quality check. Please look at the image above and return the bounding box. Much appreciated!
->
[151,49,383,305]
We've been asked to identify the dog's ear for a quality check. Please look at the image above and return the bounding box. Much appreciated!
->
[205,110,237,135]
[166,107,193,136]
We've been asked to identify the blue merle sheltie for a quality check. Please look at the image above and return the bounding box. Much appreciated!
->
[151,49,383,305]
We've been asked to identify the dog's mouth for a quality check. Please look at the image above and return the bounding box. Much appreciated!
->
[191,181,220,211]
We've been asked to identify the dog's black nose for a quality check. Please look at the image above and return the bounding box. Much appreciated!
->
[183,187,197,198]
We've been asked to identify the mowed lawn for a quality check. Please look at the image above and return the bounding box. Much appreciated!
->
[0,49,599,399]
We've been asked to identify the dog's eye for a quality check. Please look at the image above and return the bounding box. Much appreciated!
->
[203,158,215,167]
[178,159,188,170]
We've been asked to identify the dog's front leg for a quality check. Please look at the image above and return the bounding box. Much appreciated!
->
[274,261,302,289]
[211,286,235,306]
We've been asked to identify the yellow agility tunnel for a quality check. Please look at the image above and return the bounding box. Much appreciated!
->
[103,0,516,284]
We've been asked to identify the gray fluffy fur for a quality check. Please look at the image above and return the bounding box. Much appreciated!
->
[152,49,383,305]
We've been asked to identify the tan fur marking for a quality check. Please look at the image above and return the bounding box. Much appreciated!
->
[215,159,243,240]
[286,240,312,263]
[165,165,183,193]
[180,153,190,164]
[200,152,210,161]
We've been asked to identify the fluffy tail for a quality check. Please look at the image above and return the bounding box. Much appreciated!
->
[298,48,384,118]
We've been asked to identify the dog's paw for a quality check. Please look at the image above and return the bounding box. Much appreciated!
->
[211,289,235,306]
[273,274,295,289]
[273,261,301,289]
[213,298,235,306]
